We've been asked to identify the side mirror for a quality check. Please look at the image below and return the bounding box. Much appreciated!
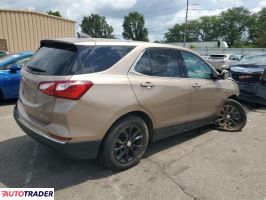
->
[9,63,20,73]
[220,70,229,79]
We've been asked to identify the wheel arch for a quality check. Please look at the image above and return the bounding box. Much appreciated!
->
[228,94,238,100]
[98,110,155,156]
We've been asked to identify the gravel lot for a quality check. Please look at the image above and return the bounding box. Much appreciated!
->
[0,100,265,200]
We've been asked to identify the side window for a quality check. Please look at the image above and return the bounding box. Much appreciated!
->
[181,51,212,79]
[134,51,152,76]
[148,49,180,77]
[229,55,235,60]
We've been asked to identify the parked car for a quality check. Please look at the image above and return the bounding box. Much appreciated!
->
[230,54,266,105]
[0,65,21,100]
[0,50,10,58]
[0,51,34,70]
[201,55,209,60]
[207,54,240,71]
[14,38,247,171]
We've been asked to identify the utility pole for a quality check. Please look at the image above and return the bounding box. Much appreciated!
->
[183,0,189,47]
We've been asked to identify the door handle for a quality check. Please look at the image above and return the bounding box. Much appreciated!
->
[140,82,155,88]
[192,83,201,89]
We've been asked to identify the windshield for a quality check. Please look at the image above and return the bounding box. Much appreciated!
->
[240,54,266,64]
[0,54,21,63]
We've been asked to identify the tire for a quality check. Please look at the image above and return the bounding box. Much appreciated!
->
[99,116,149,171]
[0,90,3,101]
[215,99,247,131]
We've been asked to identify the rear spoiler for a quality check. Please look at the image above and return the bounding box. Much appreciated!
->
[40,40,77,51]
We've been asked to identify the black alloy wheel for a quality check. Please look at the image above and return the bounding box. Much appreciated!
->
[100,116,149,171]
[216,99,247,131]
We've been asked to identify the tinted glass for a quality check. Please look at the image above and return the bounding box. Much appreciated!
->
[209,55,226,59]
[134,51,152,76]
[72,46,134,74]
[26,44,76,75]
[148,49,180,77]
[181,51,212,79]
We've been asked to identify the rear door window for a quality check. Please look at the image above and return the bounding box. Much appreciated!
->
[134,51,152,76]
[148,48,180,77]
[72,46,134,74]
[133,48,181,77]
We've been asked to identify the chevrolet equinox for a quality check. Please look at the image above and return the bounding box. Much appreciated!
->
[14,38,247,170]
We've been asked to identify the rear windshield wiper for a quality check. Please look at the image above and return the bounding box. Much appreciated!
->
[27,66,46,73]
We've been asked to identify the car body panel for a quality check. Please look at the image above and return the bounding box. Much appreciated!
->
[128,73,190,129]
[207,54,240,71]
[0,70,20,99]
[230,58,266,105]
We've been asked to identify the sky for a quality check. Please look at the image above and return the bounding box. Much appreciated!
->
[1,0,266,41]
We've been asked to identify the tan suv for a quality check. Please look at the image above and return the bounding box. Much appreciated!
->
[14,38,247,170]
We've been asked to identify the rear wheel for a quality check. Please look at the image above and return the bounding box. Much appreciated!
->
[100,116,149,171]
[215,99,247,131]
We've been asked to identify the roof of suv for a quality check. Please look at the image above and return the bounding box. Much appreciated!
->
[41,37,188,50]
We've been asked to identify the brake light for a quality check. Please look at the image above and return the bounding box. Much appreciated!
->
[38,81,93,100]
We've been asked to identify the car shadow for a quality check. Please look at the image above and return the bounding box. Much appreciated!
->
[0,126,211,191]
[239,100,266,113]
[0,99,17,106]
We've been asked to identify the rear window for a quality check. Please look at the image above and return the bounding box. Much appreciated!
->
[26,43,76,75]
[71,46,134,74]
[26,44,134,75]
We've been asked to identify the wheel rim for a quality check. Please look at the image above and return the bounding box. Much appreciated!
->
[113,125,144,164]
[216,104,241,130]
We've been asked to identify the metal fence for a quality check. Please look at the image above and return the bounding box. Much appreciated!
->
[191,48,266,56]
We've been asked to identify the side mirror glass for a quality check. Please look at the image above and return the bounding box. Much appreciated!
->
[10,63,20,73]
[221,70,229,79]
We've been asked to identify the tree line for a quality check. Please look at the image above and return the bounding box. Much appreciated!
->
[47,7,266,48]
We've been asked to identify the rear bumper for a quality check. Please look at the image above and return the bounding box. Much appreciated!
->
[14,105,101,159]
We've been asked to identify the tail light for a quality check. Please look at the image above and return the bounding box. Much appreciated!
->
[38,80,93,100]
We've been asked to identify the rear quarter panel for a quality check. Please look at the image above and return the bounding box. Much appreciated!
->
[51,74,155,142]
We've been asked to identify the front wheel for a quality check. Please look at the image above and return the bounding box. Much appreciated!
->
[215,99,247,131]
[99,116,149,171]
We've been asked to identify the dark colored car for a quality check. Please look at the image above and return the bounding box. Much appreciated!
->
[230,54,266,105]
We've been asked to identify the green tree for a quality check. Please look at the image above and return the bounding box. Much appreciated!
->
[249,8,266,47]
[122,12,149,41]
[80,14,114,38]
[164,20,199,42]
[164,24,184,42]
[219,7,251,47]
[198,16,222,41]
[47,10,62,17]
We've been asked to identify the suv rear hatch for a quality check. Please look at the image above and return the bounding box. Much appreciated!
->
[20,41,76,123]
[20,40,135,124]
